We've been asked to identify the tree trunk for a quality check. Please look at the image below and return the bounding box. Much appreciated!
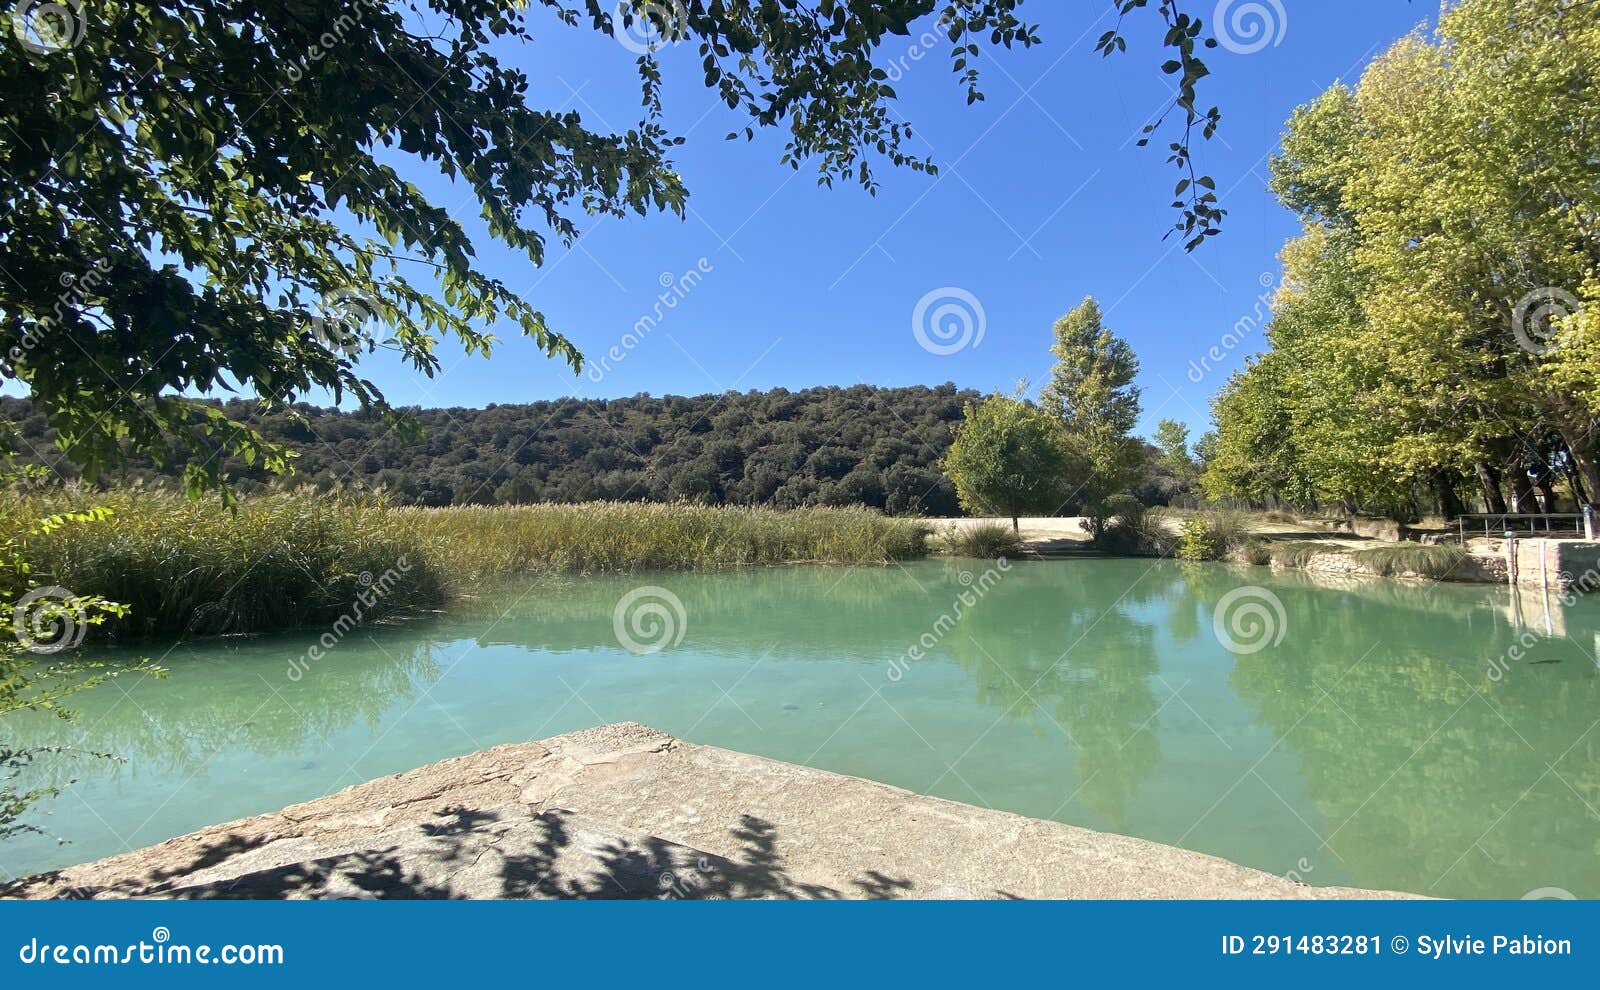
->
[1567,463,1591,507]
[1570,450,1600,510]
[1474,462,1508,514]
[1556,421,1600,512]
[1011,514,1020,535]
[1434,472,1464,521]
[1506,463,1538,514]
[1535,474,1560,513]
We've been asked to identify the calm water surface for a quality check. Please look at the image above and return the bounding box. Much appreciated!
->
[7,559,1599,898]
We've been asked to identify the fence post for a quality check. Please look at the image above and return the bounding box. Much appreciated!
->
[1585,504,1597,541]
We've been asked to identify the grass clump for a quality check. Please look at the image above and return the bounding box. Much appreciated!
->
[1268,542,1341,568]
[1096,501,1177,556]
[1239,537,1273,566]
[934,521,1023,559]
[1348,543,1466,579]
[1171,507,1251,562]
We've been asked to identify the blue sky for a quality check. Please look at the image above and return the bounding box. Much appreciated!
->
[334,2,1431,441]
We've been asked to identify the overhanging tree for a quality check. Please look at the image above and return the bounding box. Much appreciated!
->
[2,0,1229,494]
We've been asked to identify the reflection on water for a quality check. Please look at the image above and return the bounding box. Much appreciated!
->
[5,560,1598,898]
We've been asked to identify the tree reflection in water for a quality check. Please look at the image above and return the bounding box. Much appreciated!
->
[5,560,1597,898]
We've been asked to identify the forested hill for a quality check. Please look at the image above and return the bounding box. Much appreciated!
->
[0,384,980,514]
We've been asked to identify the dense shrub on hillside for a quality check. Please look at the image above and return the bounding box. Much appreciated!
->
[0,385,975,515]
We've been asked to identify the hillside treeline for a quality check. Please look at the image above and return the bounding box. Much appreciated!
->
[0,385,989,513]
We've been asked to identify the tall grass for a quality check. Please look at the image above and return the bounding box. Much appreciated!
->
[410,501,930,581]
[0,488,449,637]
[1347,543,1466,579]
[0,490,930,638]
[1267,542,1338,568]
[932,521,1023,559]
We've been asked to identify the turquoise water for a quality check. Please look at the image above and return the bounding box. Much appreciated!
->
[5,559,1599,898]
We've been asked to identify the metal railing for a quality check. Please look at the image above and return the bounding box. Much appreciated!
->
[1457,512,1585,542]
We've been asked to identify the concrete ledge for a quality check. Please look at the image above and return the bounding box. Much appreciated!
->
[5,723,1420,900]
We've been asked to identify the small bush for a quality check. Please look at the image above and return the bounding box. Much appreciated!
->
[935,522,1023,559]
[1261,509,1299,524]
[1096,500,1176,556]
[1176,516,1219,561]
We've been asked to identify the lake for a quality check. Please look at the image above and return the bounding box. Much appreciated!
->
[6,559,1598,898]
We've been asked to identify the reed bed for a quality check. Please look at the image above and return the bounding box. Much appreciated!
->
[410,501,929,582]
[0,488,448,637]
[1,490,930,638]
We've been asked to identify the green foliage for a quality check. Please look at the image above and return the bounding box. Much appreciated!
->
[1095,499,1176,556]
[1173,507,1250,561]
[1041,297,1143,536]
[1174,515,1218,561]
[2,489,449,638]
[1153,419,1196,485]
[0,475,149,840]
[942,393,1080,530]
[411,501,931,581]
[1208,0,1600,514]
[935,522,1023,559]
[0,385,970,515]
[1095,0,1228,249]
